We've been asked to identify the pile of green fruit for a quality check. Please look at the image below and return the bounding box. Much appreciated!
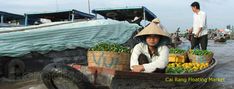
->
[89,42,130,53]
[169,48,186,54]
[189,49,212,55]
[166,66,187,74]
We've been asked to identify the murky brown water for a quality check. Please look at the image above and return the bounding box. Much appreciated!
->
[0,40,234,89]
[0,72,46,89]
[203,40,234,89]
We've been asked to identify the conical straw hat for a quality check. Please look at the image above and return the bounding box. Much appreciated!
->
[135,22,169,38]
[152,18,160,23]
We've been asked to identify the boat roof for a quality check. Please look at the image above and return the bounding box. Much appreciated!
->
[92,6,157,21]
[25,9,95,21]
[0,19,140,57]
[0,11,24,20]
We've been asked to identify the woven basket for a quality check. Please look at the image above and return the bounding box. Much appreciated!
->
[87,51,130,71]
[188,52,213,63]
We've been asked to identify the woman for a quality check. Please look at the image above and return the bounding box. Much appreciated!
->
[130,20,171,73]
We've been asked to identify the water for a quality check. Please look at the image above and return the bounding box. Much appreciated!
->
[0,40,234,89]
[175,40,234,88]
[203,40,234,88]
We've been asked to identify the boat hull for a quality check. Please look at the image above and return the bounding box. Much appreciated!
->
[68,58,217,89]
[41,58,216,89]
[214,38,226,42]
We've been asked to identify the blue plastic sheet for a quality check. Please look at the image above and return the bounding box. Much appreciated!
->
[0,20,140,57]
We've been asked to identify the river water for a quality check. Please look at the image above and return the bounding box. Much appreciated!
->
[203,40,234,88]
[0,40,234,89]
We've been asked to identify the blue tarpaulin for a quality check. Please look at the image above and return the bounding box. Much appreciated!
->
[0,19,140,57]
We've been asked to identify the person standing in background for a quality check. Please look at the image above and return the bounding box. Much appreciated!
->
[190,1,208,50]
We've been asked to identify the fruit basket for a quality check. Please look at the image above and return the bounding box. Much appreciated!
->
[169,48,187,63]
[188,49,213,63]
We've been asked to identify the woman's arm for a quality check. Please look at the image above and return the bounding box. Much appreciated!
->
[130,43,142,70]
[142,46,169,73]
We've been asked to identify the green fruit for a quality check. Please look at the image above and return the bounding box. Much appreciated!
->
[89,42,130,53]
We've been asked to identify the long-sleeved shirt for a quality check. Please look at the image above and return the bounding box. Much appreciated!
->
[130,42,169,73]
[193,10,208,37]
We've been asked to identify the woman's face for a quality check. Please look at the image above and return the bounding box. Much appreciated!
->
[146,35,160,46]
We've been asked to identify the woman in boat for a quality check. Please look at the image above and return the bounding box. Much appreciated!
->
[130,20,171,73]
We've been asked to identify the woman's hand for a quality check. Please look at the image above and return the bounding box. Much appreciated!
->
[132,65,145,72]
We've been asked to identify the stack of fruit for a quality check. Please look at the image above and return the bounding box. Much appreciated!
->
[188,49,213,63]
[169,48,187,63]
[169,48,186,54]
[89,42,130,53]
[190,49,212,55]
[88,42,130,71]
[166,62,209,74]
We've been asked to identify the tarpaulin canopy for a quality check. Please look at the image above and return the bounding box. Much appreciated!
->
[0,11,24,20]
[0,19,140,57]
[24,9,95,25]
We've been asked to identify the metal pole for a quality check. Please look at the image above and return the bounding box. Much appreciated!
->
[0,15,3,24]
[95,13,97,19]
[24,14,28,26]
[143,8,146,26]
[71,11,75,22]
[88,0,91,14]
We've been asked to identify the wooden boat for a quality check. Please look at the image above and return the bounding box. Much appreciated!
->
[214,37,226,42]
[41,58,217,89]
[41,7,217,89]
